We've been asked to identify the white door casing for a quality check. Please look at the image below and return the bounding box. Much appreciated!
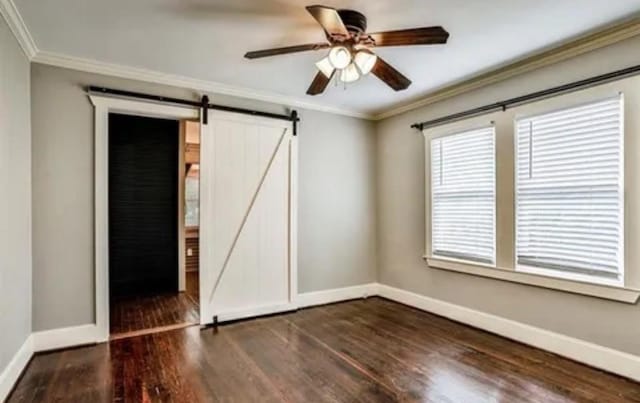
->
[91,95,200,342]
[199,111,298,324]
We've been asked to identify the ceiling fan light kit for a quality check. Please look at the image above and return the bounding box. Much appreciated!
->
[315,56,335,78]
[340,62,361,83]
[328,46,352,69]
[354,50,377,75]
[314,47,377,89]
[244,4,450,95]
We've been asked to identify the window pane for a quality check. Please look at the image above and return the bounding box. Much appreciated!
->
[515,96,623,281]
[431,126,495,264]
[185,176,199,227]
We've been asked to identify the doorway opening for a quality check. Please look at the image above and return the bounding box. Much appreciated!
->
[107,113,200,339]
[182,120,201,318]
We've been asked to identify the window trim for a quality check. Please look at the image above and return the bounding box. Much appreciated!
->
[421,75,640,301]
[513,94,625,287]
[429,123,497,266]
[426,256,640,304]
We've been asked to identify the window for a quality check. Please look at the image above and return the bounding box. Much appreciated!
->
[185,166,200,227]
[431,126,495,264]
[515,96,623,284]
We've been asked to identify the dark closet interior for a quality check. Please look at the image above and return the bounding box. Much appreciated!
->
[108,113,179,298]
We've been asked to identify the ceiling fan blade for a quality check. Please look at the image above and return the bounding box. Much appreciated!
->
[245,43,330,59]
[306,5,350,39]
[306,71,333,95]
[371,57,411,91]
[369,27,449,47]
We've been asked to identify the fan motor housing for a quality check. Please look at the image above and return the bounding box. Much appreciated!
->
[337,9,367,34]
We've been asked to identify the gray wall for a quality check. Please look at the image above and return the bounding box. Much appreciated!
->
[0,16,32,373]
[30,63,377,331]
[31,30,640,357]
[376,35,640,355]
[298,112,377,292]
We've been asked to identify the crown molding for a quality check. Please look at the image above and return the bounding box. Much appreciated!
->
[0,1,371,119]
[4,0,640,122]
[31,51,373,120]
[0,0,37,59]
[374,16,640,120]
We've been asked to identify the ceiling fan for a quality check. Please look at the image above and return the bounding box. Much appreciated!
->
[244,5,449,95]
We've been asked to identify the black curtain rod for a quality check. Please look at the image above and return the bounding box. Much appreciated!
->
[87,86,300,134]
[411,64,640,131]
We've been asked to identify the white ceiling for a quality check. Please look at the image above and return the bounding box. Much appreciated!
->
[14,0,640,116]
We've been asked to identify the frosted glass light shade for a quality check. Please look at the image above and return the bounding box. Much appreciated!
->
[328,46,352,69]
[354,50,377,75]
[315,57,335,78]
[339,63,360,83]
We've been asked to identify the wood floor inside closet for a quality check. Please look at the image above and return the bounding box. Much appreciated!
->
[109,271,199,339]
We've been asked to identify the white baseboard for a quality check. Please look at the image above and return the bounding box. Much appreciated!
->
[29,282,378,348]
[201,283,379,325]
[0,335,33,402]
[378,284,640,382]
[3,282,639,400]
[31,324,101,353]
[297,283,379,308]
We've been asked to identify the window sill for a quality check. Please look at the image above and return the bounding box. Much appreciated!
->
[424,256,640,304]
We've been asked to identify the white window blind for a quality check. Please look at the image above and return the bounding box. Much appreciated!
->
[516,96,623,281]
[431,126,495,264]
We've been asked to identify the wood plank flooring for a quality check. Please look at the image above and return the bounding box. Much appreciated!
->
[185,270,199,301]
[109,271,199,337]
[9,297,640,402]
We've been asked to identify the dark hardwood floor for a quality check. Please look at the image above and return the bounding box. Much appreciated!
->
[185,270,199,301]
[9,297,640,402]
[109,271,199,338]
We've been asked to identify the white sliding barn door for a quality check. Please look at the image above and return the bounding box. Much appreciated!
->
[199,111,297,325]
